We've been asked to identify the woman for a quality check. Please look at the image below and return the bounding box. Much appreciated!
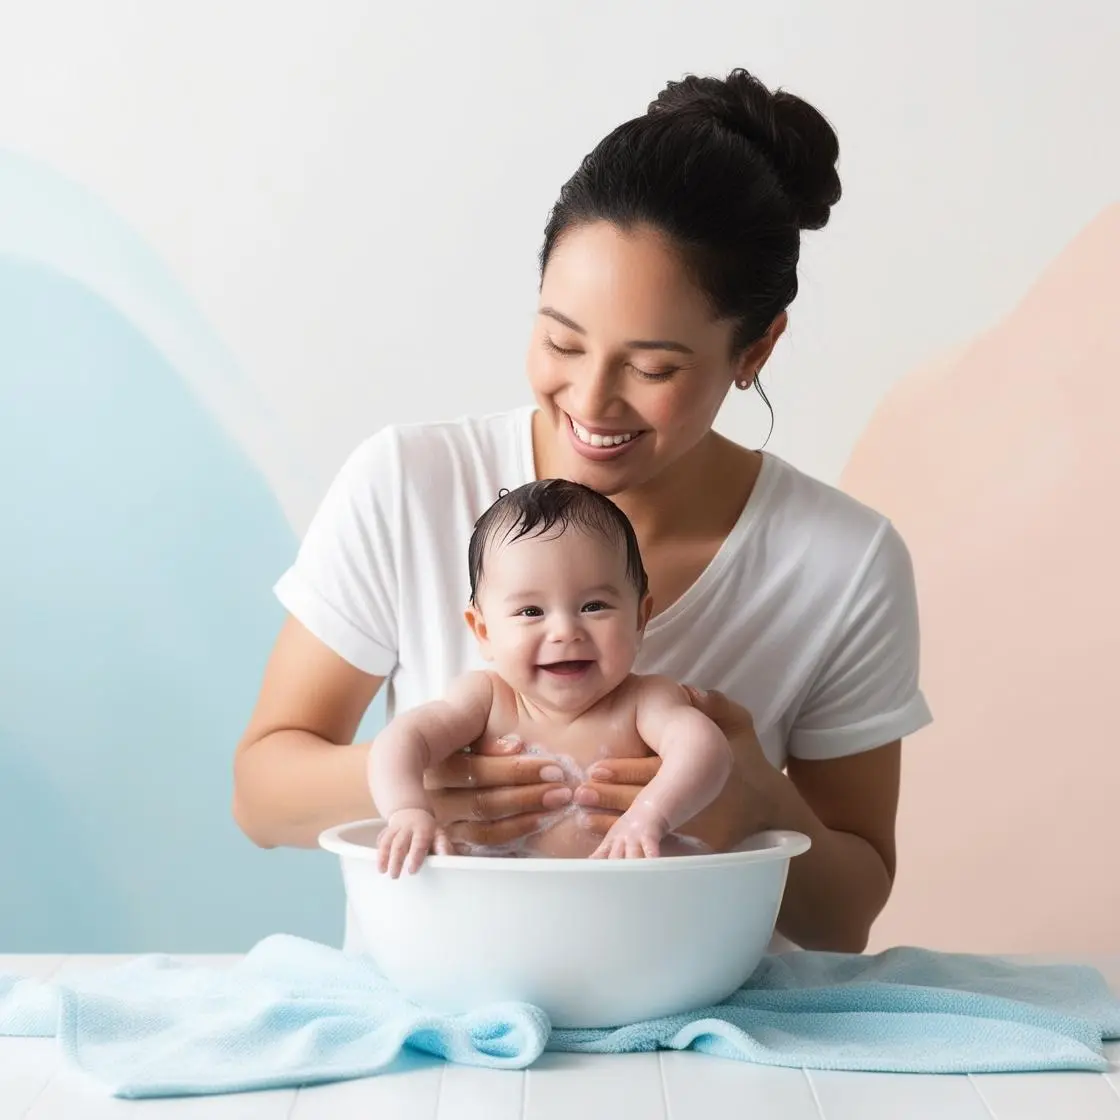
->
[233,68,931,954]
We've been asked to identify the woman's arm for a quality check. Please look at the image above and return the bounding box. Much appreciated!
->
[775,742,899,952]
[574,689,900,952]
[692,688,901,951]
[233,617,384,849]
[233,618,569,851]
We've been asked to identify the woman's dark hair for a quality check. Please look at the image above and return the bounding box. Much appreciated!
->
[468,479,648,605]
[539,67,841,426]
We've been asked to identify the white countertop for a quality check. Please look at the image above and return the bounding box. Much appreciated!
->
[2,952,1118,1119]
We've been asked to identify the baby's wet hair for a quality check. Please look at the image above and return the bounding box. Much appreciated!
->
[468,479,649,605]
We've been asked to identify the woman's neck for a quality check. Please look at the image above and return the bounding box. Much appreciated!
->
[611,432,761,545]
[531,409,761,544]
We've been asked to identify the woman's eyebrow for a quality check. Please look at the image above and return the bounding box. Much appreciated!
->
[538,307,694,354]
[539,306,585,334]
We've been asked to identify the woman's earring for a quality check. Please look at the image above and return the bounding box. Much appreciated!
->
[736,370,758,390]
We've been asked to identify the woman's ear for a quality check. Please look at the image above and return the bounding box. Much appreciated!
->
[464,605,494,660]
[736,310,788,386]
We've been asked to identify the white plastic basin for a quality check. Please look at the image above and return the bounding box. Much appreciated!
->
[319,819,810,1029]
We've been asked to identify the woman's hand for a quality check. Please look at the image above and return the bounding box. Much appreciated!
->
[424,738,575,851]
[573,687,777,852]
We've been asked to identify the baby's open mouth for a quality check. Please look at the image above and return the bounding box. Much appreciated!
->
[539,660,594,676]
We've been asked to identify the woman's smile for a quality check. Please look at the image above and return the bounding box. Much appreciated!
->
[564,411,647,460]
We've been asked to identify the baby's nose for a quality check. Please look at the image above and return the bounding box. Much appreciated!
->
[547,613,582,641]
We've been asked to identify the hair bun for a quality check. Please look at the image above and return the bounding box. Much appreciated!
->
[649,68,841,230]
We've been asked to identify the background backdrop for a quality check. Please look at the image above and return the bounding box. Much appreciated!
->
[1,0,1116,953]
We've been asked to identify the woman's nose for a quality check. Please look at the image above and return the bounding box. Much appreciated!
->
[570,362,618,419]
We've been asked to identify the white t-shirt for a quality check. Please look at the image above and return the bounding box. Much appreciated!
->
[274,406,933,949]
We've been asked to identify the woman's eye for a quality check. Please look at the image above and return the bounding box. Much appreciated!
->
[543,336,581,357]
[545,335,676,381]
[632,365,678,382]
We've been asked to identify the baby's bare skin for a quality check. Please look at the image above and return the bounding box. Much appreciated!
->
[367,505,734,876]
[472,673,654,859]
[369,668,731,874]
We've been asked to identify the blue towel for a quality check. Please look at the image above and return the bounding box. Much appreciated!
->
[1,934,1117,1098]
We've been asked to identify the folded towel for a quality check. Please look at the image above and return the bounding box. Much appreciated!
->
[2,934,1117,1098]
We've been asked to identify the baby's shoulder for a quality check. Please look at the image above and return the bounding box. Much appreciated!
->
[629,673,689,707]
[470,671,521,730]
[588,675,688,729]
[441,670,509,726]
[446,668,495,697]
[625,676,697,736]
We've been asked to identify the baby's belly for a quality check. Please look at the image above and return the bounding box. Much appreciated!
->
[462,736,657,860]
[482,804,711,861]
[454,810,599,860]
[521,810,601,859]
[513,742,638,857]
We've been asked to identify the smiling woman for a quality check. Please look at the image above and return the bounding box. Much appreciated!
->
[234,67,932,955]
[536,291,700,461]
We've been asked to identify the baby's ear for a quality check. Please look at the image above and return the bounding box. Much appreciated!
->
[464,605,493,658]
[637,593,654,632]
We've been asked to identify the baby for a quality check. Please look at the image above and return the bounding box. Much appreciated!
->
[368,479,733,876]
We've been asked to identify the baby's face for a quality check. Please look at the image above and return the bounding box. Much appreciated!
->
[468,526,650,715]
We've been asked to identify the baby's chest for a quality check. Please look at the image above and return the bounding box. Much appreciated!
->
[479,714,651,774]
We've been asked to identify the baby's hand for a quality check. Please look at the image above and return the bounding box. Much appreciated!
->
[377,808,451,877]
[589,801,669,860]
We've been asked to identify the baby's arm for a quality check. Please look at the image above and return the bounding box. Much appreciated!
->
[368,670,494,876]
[592,677,732,859]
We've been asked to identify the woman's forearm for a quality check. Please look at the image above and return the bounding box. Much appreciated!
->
[233,730,374,850]
[758,768,893,952]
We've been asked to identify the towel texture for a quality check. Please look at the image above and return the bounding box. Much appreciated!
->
[2,934,1117,1098]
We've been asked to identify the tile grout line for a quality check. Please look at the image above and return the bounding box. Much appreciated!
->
[284,1083,301,1120]
[19,1073,53,1120]
[1103,1070,1120,1103]
[966,1074,999,1119]
[434,1062,446,1120]
[21,955,73,1120]
[801,1068,827,1120]
[45,957,72,981]
[657,1050,672,1120]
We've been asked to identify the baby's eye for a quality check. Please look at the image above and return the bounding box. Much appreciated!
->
[516,606,543,617]
[581,601,610,613]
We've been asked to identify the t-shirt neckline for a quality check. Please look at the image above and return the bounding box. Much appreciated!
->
[517,406,780,633]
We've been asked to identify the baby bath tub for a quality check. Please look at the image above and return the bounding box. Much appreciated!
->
[319,819,810,1029]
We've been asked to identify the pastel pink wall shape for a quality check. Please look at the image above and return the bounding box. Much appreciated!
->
[841,205,1120,954]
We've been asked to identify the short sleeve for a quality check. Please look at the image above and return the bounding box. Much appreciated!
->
[273,429,400,676]
[787,521,933,760]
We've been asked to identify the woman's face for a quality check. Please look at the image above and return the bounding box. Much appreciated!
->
[527,221,778,496]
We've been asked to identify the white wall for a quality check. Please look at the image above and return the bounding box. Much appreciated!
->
[3,0,1115,529]
[2,1,1117,952]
